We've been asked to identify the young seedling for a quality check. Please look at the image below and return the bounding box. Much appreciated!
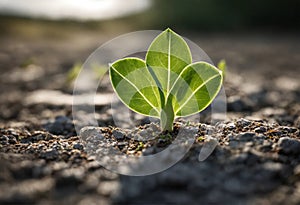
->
[217,59,227,77]
[109,28,223,132]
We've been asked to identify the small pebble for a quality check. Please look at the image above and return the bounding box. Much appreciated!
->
[73,143,83,150]
[226,122,236,130]
[236,118,252,127]
[112,130,125,140]
[41,149,59,160]
[254,126,267,133]
[278,137,300,155]
[237,132,255,141]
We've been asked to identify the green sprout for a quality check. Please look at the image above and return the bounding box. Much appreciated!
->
[20,57,35,68]
[66,62,82,84]
[135,142,145,151]
[217,59,227,77]
[66,62,107,85]
[197,136,205,142]
[160,133,172,141]
[109,28,223,131]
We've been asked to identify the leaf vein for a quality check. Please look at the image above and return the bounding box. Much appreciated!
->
[110,65,160,115]
[175,73,221,114]
[167,31,171,100]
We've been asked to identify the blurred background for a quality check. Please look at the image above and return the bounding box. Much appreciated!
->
[1,0,300,31]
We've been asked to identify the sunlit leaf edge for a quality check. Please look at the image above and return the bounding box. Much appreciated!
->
[109,57,161,118]
[145,28,193,100]
[173,61,223,117]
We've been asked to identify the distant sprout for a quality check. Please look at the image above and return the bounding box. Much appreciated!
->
[217,59,227,77]
[20,57,35,68]
[66,62,107,85]
[160,133,172,141]
[135,142,145,151]
[109,28,223,132]
[66,62,82,84]
[197,136,205,142]
[91,63,108,79]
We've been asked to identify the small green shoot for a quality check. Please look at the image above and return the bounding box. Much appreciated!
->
[109,28,223,131]
[66,62,82,84]
[135,142,145,151]
[160,133,172,141]
[66,62,107,85]
[20,57,35,68]
[217,59,227,77]
[197,136,205,142]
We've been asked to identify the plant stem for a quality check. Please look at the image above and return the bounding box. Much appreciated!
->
[160,97,174,132]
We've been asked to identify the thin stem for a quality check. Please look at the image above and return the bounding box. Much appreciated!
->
[160,97,174,132]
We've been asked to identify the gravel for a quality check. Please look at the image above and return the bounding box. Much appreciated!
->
[1,118,300,204]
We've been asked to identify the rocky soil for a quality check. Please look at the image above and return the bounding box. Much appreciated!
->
[0,23,300,204]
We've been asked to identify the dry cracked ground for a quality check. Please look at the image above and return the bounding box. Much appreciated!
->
[0,22,300,204]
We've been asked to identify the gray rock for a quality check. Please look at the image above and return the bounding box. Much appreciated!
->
[278,137,300,155]
[73,143,84,150]
[43,116,74,135]
[229,140,240,149]
[254,126,267,133]
[237,132,256,141]
[236,118,252,127]
[112,130,125,140]
[0,135,9,145]
[80,127,104,141]
[226,122,236,130]
[8,136,17,144]
[40,149,59,160]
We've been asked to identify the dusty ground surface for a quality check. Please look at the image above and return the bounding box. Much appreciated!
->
[0,20,300,204]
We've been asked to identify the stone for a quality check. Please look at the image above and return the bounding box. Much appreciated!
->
[226,122,236,130]
[236,118,252,127]
[73,143,84,150]
[254,126,267,133]
[80,127,104,141]
[278,137,300,155]
[43,116,74,135]
[237,132,256,141]
[0,135,9,145]
[40,149,59,160]
[228,140,240,149]
[112,130,125,140]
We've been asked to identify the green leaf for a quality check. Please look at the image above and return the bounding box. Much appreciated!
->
[145,28,192,102]
[109,28,223,131]
[109,57,161,117]
[170,62,223,116]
